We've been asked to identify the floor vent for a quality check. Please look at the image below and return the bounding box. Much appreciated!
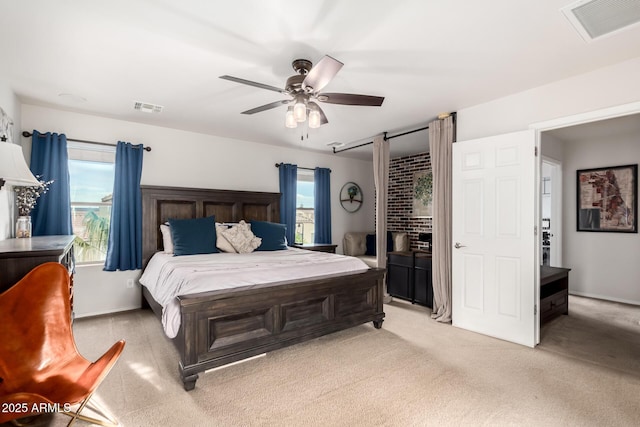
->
[561,0,640,42]
[133,101,163,113]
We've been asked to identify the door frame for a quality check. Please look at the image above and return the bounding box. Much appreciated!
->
[530,100,640,262]
[529,101,640,133]
[529,100,640,344]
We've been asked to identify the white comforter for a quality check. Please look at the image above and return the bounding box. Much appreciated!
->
[139,247,369,338]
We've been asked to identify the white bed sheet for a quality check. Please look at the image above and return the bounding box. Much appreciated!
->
[139,247,369,338]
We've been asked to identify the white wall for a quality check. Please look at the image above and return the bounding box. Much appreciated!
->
[457,57,640,141]
[457,57,640,306]
[22,104,375,317]
[561,133,640,305]
[0,82,22,240]
[541,133,565,163]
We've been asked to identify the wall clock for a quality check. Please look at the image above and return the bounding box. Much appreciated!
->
[340,182,363,213]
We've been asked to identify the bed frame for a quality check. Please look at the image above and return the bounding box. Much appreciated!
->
[140,185,386,390]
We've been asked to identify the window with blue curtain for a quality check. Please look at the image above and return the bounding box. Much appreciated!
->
[67,142,116,264]
[29,131,73,236]
[278,163,297,245]
[295,170,315,244]
[104,141,144,271]
[314,167,332,244]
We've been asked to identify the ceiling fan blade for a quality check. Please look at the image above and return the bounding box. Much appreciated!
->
[308,101,329,125]
[317,93,384,106]
[220,75,287,94]
[241,100,290,115]
[302,55,343,94]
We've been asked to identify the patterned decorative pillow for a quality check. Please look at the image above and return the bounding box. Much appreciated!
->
[215,224,237,253]
[160,223,174,254]
[222,220,262,254]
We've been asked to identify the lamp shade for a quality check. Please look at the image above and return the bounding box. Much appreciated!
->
[285,106,297,128]
[293,96,307,122]
[308,109,321,129]
[0,143,40,188]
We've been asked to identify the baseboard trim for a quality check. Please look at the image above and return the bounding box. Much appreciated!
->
[74,305,142,320]
[569,291,640,307]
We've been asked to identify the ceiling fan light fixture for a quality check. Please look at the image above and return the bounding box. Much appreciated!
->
[308,109,321,129]
[293,96,307,122]
[221,55,385,134]
[285,106,297,128]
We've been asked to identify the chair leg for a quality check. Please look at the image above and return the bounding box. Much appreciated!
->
[61,392,119,427]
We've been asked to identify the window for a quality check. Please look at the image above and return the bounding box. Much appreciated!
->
[295,170,314,244]
[67,142,115,264]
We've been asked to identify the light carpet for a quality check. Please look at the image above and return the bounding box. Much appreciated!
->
[4,296,639,426]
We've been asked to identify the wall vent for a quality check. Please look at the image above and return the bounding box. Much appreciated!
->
[133,101,163,113]
[561,0,640,42]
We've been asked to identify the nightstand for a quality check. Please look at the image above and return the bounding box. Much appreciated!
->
[291,243,337,253]
[0,235,75,311]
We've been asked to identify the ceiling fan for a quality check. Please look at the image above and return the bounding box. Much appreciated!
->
[219,55,384,129]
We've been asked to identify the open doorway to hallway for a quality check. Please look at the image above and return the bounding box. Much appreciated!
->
[537,110,640,348]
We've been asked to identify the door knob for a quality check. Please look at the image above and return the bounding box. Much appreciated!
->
[454,242,466,249]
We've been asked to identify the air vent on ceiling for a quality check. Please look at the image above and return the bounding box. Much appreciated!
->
[561,0,640,42]
[133,101,163,113]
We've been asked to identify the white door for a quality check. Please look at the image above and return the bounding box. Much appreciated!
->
[452,130,537,347]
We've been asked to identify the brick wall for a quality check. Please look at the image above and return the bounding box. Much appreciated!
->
[388,152,433,251]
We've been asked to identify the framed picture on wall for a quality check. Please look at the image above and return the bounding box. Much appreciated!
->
[576,164,637,233]
[412,170,433,218]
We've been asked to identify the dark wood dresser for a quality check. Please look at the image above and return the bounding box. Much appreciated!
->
[387,251,433,308]
[540,265,571,325]
[0,235,75,309]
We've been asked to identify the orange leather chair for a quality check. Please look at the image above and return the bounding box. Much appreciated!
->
[0,262,125,426]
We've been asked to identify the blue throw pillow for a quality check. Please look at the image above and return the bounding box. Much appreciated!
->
[250,220,287,251]
[365,234,376,256]
[168,216,218,256]
[365,232,395,256]
[387,231,394,252]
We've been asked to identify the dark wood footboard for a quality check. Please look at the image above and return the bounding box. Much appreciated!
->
[143,267,385,390]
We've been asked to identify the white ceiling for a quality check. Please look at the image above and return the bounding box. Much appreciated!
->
[1,0,640,160]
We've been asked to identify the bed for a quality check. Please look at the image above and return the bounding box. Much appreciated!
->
[140,185,386,390]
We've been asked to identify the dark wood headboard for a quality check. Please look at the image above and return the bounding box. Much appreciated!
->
[141,185,281,267]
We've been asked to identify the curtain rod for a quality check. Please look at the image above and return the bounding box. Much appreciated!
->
[22,131,151,152]
[274,163,331,173]
[332,112,456,154]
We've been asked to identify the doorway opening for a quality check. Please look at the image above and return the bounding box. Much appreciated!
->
[534,103,640,351]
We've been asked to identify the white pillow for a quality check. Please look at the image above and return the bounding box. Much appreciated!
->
[160,224,174,254]
[222,220,262,254]
[215,223,237,253]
